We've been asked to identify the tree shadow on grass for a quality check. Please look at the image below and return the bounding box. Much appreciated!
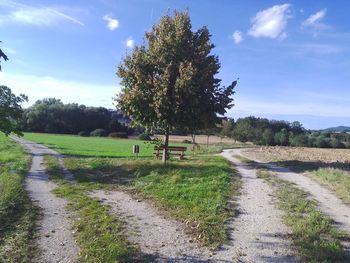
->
[66,158,230,186]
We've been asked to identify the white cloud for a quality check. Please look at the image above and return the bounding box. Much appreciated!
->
[103,14,119,30]
[232,30,243,44]
[126,37,134,48]
[0,72,118,108]
[0,0,84,27]
[248,4,292,39]
[302,9,328,30]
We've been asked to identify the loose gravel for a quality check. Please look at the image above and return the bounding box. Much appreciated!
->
[88,190,212,262]
[218,150,296,263]
[12,137,78,263]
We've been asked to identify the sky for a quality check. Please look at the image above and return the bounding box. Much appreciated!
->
[0,0,350,130]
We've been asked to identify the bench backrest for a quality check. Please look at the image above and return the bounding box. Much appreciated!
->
[154,146,187,151]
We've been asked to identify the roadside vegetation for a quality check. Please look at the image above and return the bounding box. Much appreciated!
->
[0,134,39,262]
[256,169,350,262]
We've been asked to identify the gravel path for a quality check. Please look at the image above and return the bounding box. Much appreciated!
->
[88,190,212,262]
[239,148,350,234]
[12,137,78,263]
[218,150,296,263]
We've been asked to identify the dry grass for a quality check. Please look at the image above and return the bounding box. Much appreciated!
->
[243,146,350,164]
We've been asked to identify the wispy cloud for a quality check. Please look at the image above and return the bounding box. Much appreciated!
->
[126,37,134,48]
[0,72,118,108]
[302,9,328,30]
[103,14,119,30]
[295,43,341,55]
[232,30,243,44]
[0,0,84,27]
[248,4,292,40]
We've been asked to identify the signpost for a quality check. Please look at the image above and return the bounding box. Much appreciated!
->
[133,145,139,158]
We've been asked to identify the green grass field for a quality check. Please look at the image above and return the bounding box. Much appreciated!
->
[23,132,191,157]
[0,134,39,261]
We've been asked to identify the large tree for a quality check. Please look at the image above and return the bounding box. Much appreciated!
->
[0,86,28,136]
[117,10,236,162]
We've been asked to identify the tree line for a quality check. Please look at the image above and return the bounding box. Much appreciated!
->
[19,98,132,135]
[220,116,350,149]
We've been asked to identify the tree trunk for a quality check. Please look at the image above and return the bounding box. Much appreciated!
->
[191,134,196,151]
[162,129,169,164]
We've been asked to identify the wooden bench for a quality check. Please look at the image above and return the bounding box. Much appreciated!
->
[153,146,187,160]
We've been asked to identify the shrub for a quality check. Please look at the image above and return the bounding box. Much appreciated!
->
[330,138,345,149]
[314,136,330,148]
[138,133,152,141]
[78,131,90,137]
[90,129,107,137]
[108,132,128,139]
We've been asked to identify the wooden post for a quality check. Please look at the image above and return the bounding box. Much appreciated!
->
[162,129,169,164]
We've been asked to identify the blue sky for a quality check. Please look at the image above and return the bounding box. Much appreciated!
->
[1,0,349,129]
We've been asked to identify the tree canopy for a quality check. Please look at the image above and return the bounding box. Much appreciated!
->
[20,98,130,135]
[117,10,236,160]
[0,86,28,136]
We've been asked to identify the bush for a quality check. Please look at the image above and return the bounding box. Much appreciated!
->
[78,131,90,137]
[314,136,330,148]
[182,139,192,144]
[108,132,128,139]
[90,129,107,137]
[138,133,152,141]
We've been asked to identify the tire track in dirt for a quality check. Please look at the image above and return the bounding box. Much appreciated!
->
[238,148,350,234]
[12,137,78,263]
[218,150,296,262]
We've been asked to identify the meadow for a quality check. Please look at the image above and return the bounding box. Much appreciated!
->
[0,134,38,261]
[24,132,192,157]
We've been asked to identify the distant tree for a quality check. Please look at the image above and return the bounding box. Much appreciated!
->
[117,10,236,162]
[290,133,308,147]
[262,128,274,145]
[290,121,304,134]
[0,41,9,71]
[274,128,289,146]
[0,86,28,136]
[221,118,234,137]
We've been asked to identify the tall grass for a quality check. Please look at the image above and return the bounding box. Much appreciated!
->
[0,134,39,261]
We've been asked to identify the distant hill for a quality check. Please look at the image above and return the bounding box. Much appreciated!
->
[322,126,350,132]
